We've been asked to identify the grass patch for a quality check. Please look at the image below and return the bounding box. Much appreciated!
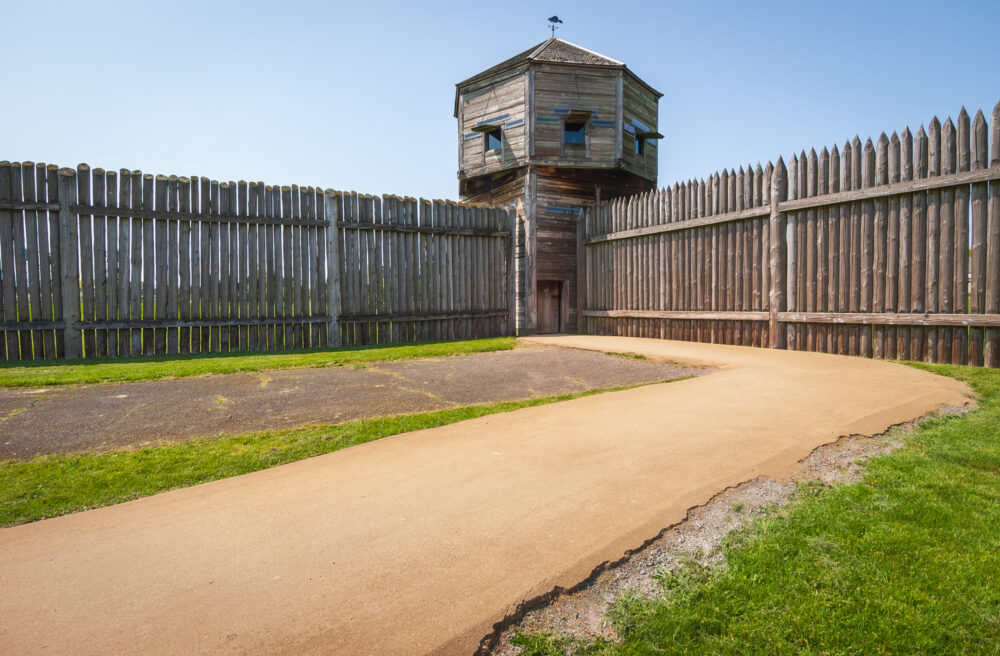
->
[0,379,674,527]
[514,363,1000,655]
[605,351,649,361]
[0,337,515,387]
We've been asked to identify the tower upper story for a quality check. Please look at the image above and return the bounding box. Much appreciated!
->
[455,38,662,190]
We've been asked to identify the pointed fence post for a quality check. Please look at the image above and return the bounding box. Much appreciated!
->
[324,190,342,347]
[970,110,988,366]
[986,101,1000,367]
[769,158,787,349]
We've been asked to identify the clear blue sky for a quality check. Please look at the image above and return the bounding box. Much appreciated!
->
[2,0,997,201]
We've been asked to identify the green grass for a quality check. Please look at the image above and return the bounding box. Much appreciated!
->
[605,351,650,361]
[0,337,515,387]
[514,363,1000,656]
[0,380,672,527]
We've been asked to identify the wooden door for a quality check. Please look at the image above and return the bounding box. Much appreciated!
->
[537,281,561,334]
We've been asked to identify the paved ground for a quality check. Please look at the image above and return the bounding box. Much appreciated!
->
[0,345,701,459]
[0,336,972,656]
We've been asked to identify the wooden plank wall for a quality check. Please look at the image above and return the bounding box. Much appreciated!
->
[583,166,771,345]
[336,193,513,346]
[532,68,618,162]
[460,71,528,176]
[0,162,62,361]
[0,164,514,361]
[581,101,1000,368]
[620,74,659,180]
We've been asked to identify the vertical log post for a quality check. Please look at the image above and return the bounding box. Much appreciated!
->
[784,157,797,349]
[873,134,889,359]
[57,168,82,358]
[324,190,342,347]
[986,101,1000,367]
[769,157,787,349]
[970,111,988,366]
[897,130,913,360]
[576,207,588,334]
[524,168,537,333]
[954,110,970,364]
[506,207,517,336]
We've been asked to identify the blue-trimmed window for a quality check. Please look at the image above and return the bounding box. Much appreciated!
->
[564,121,586,144]
[486,127,502,152]
[635,136,646,156]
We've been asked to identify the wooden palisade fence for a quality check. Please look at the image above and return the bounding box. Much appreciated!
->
[0,164,514,361]
[580,101,1000,367]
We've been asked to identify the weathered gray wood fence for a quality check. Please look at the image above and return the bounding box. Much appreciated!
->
[579,102,1000,367]
[337,195,513,346]
[0,163,514,361]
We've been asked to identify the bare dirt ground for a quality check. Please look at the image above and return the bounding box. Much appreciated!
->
[0,345,703,459]
[486,404,973,655]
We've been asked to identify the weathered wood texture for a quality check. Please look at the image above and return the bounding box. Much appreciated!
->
[457,64,659,185]
[459,69,528,176]
[582,162,771,346]
[335,193,513,346]
[581,101,1000,367]
[0,164,514,360]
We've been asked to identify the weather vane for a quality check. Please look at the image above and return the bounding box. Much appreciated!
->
[547,16,563,37]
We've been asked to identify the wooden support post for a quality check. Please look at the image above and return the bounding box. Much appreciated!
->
[524,167,537,333]
[324,190,342,347]
[57,168,82,358]
[769,158,788,348]
[577,207,588,334]
[506,207,517,336]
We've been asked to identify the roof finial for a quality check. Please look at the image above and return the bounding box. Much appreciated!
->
[547,15,563,37]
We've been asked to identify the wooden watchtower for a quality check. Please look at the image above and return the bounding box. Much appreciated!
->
[456,38,662,334]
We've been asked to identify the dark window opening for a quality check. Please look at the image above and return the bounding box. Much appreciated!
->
[635,136,646,156]
[486,127,503,152]
[564,121,586,145]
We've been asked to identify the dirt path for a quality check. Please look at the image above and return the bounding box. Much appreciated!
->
[0,345,700,459]
[487,405,972,653]
[0,337,972,656]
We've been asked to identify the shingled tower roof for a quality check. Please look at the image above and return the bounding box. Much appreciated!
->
[457,38,624,88]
